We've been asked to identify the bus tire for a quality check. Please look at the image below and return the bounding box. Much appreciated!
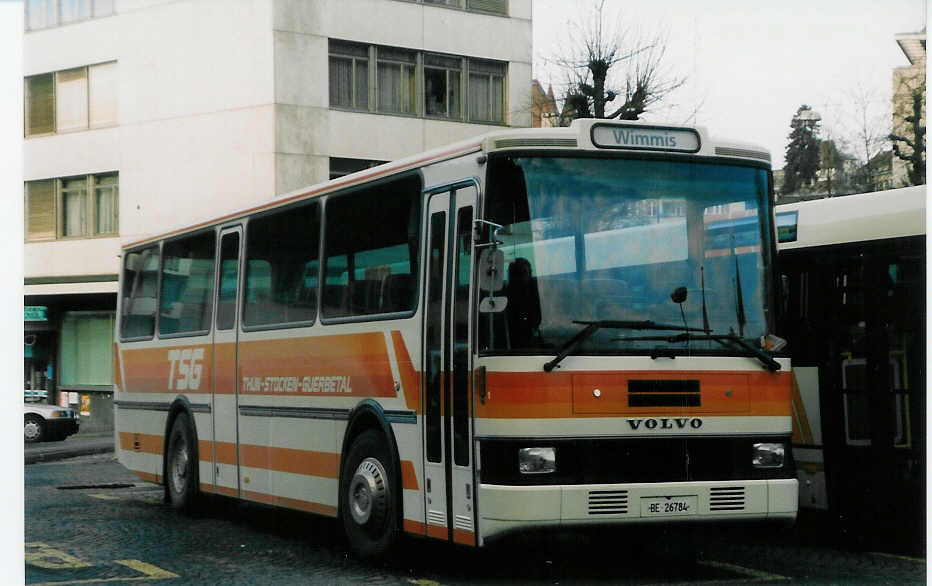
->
[166,412,199,512]
[341,429,398,559]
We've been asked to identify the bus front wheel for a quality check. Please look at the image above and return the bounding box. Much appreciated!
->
[166,412,199,512]
[341,429,398,559]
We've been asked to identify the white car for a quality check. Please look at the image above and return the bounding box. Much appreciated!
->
[24,402,79,443]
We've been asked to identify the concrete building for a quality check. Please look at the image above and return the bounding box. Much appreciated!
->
[23,0,532,429]
[891,29,925,187]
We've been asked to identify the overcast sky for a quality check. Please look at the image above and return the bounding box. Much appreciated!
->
[531,0,926,168]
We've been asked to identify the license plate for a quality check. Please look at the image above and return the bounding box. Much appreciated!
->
[640,495,697,517]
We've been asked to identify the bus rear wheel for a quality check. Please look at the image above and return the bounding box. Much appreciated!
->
[341,429,398,559]
[166,412,199,512]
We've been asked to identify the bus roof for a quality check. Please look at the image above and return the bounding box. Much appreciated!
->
[776,185,927,250]
[123,119,772,250]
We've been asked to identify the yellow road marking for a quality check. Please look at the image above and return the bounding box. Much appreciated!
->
[29,559,179,585]
[25,543,92,569]
[114,559,180,579]
[87,494,119,501]
[408,580,442,586]
[869,551,925,564]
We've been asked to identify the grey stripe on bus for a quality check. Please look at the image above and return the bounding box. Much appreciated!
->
[113,400,211,414]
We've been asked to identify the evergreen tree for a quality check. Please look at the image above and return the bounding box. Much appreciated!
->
[782,105,822,195]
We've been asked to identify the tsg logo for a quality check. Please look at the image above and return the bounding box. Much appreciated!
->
[168,348,204,391]
[627,417,703,431]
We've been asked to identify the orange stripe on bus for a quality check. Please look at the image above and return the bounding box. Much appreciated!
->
[213,485,238,498]
[118,432,163,455]
[121,344,214,395]
[403,519,426,536]
[453,529,476,546]
[239,444,340,478]
[241,490,338,517]
[391,330,421,413]
[426,524,447,540]
[237,333,396,398]
[476,370,792,419]
[401,460,419,490]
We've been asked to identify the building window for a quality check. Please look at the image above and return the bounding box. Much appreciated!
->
[424,54,462,119]
[329,40,369,111]
[329,40,506,125]
[25,180,55,240]
[25,73,54,136]
[25,62,118,137]
[329,157,388,180]
[59,311,115,388]
[415,0,508,16]
[467,58,505,123]
[24,172,119,241]
[26,0,114,31]
[465,0,507,14]
[61,176,87,237]
[377,47,417,115]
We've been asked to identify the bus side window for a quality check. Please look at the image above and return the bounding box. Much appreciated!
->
[243,201,320,327]
[322,173,422,319]
[120,245,159,339]
[159,231,216,336]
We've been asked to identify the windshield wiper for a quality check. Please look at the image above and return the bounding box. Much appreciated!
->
[542,320,707,372]
[614,331,781,372]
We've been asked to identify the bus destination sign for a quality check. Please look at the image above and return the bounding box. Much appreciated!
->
[591,124,700,153]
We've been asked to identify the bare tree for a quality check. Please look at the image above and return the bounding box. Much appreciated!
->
[844,84,892,193]
[548,1,684,125]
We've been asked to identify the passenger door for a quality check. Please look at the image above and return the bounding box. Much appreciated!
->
[422,183,478,545]
[211,226,242,496]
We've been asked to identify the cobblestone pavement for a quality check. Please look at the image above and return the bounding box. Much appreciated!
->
[25,455,926,585]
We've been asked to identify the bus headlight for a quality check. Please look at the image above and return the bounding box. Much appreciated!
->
[518,447,556,474]
[752,443,785,468]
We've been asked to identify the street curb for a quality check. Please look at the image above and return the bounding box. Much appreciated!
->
[24,443,115,465]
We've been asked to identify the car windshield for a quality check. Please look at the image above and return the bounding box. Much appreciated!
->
[479,154,775,356]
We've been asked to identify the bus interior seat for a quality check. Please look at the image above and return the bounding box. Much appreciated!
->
[381,274,414,313]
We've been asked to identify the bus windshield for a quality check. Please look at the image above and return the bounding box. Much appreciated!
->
[480,154,774,357]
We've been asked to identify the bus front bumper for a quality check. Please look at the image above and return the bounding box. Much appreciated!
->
[477,478,797,544]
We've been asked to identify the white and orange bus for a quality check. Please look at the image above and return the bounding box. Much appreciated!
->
[776,186,925,551]
[114,118,797,557]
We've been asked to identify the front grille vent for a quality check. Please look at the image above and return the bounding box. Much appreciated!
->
[427,510,446,526]
[454,514,473,531]
[494,138,578,149]
[588,489,629,515]
[628,379,701,407]
[715,146,771,162]
[709,486,746,511]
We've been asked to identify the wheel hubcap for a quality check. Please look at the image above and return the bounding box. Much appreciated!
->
[24,421,39,440]
[348,457,388,527]
[171,437,189,494]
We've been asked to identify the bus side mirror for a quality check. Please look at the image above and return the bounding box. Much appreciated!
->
[478,248,505,292]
